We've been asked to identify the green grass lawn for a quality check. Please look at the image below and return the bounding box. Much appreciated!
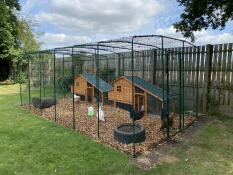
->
[0,84,232,175]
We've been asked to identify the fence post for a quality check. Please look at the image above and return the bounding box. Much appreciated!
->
[142,52,145,79]
[116,54,121,77]
[152,49,157,84]
[203,44,213,112]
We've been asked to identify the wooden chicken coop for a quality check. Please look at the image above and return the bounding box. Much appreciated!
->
[71,73,112,104]
[108,76,176,115]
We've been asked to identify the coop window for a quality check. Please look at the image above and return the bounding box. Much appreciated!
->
[117,86,121,92]
[76,82,79,86]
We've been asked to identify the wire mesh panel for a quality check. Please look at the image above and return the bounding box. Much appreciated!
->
[53,52,72,128]
[19,54,30,106]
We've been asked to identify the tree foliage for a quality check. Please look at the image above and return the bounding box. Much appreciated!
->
[0,0,40,81]
[0,0,40,62]
[16,18,40,65]
[0,0,20,59]
[174,0,233,41]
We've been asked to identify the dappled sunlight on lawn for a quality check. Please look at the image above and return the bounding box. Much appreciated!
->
[0,84,26,95]
[0,84,19,95]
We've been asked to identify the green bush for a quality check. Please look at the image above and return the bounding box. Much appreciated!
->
[15,72,27,84]
[99,67,116,83]
[56,73,73,94]
[56,55,84,95]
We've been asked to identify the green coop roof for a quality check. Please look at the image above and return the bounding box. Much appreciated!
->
[125,76,175,101]
[80,73,112,93]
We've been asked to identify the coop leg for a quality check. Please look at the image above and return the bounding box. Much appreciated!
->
[85,91,88,104]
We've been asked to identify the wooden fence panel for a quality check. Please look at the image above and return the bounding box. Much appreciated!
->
[84,43,233,113]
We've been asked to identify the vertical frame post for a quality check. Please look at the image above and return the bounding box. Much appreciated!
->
[161,37,165,102]
[166,53,170,138]
[72,48,76,130]
[28,54,31,110]
[53,50,57,122]
[182,42,185,129]
[39,52,42,114]
[19,60,22,106]
[42,53,45,97]
[142,52,145,79]
[179,52,182,131]
[131,37,136,158]
[62,53,65,98]
[96,44,100,138]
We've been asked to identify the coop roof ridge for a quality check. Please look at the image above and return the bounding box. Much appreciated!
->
[75,72,113,92]
[121,75,175,100]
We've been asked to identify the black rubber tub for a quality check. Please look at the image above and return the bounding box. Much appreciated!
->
[114,123,145,144]
[32,97,56,109]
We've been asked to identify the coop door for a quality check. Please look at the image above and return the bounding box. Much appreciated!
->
[87,87,94,103]
[135,95,144,112]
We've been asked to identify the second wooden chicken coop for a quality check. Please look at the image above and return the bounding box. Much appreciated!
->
[108,76,176,115]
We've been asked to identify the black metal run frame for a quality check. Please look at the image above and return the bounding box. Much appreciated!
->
[20,35,199,157]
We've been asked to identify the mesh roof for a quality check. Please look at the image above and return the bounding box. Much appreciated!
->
[81,73,112,92]
[29,35,196,57]
[125,76,174,101]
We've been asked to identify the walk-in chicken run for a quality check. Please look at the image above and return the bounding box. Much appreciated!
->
[20,35,199,157]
